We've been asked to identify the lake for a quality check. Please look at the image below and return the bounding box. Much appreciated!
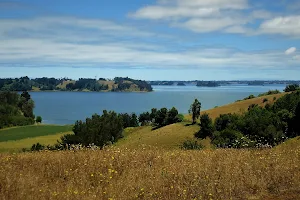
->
[31,84,286,125]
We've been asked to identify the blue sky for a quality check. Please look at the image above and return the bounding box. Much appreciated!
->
[1,0,300,80]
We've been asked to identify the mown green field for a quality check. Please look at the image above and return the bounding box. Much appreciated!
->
[0,125,72,142]
[0,125,73,152]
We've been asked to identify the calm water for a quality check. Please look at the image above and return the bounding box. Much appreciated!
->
[31,84,286,125]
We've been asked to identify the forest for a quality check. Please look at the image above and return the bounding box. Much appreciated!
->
[0,76,153,92]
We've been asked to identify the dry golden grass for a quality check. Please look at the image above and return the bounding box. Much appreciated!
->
[1,143,300,200]
[117,123,201,149]
[56,80,76,89]
[185,93,286,121]
[98,80,117,91]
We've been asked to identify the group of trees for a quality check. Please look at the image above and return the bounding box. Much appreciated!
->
[61,111,124,148]
[0,76,153,92]
[113,77,153,92]
[66,78,109,91]
[138,107,183,128]
[284,84,300,92]
[58,106,183,149]
[0,91,36,128]
[194,91,300,148]
[118,113,139,128]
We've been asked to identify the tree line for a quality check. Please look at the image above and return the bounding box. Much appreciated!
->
[0,76,153,92]
[0,91,36,128]
[194,91,300,148]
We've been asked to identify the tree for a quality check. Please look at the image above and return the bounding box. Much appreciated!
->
[284,84,300,92]
[36,116,42,123]
[61,110,123,148]
[139,112,151,126]
[195,113,214,139]
[189,99,201,124]
[154,108,168,128]
[150,108,157,122]
[166,107,179,124]
[287,102,300,137]
[21,91,31,101]
[130,113,139,127]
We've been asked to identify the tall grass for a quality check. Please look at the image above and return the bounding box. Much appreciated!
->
[1,144,299,200]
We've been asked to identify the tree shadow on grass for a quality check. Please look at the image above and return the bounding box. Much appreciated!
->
[185,123,196,127]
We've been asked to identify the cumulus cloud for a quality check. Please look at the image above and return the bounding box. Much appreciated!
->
[130,0,276,34]
[0,16,299,72]
[285,47,297,55]
[130,0,300,37]
[259,16,300,37]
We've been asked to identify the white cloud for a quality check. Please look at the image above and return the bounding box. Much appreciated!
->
[130,0,256,34]
[224,25,251,34]
[293,55,300,60]
[251,10,273,19]
[0,16,298,72]
[259,16,300,37]
[160,0,248,9]
[130,0,300,37]
[174,17,247,33]
[285,47,297,55]
[130,6,219,20]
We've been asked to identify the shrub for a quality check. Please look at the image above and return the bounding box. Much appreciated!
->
[284,84,300,92]
[181,139,204,150]
[60,110,123,148]
[31,143,45,151]
[36,116,42,123]
[258,90,281,97]
[195,113,214,139]
[263,98,268,103]
[244,94,255,100]
[176,114,184,122]
[212,129,244,148]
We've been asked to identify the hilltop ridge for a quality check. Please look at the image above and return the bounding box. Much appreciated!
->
[0,76,153,92]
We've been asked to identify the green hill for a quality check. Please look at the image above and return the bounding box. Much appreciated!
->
[0,76,153,92]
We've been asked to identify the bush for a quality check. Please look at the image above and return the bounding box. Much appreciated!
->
[31,143,45,151]
[258,90,281,97]
[181,139,204,150]
[244,94,255,100]
[195,113,214,139]
[176,114,184,122]
[263,98,268,103]
[36,116,42,123]
[284,84,300,92]
[60,110,124,148]
[212,129,245,148]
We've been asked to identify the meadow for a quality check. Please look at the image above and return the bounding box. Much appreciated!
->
[0,141,300,200]
[0,125,72,152]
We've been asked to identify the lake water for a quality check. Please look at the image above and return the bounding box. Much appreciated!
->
[31,84,286,125]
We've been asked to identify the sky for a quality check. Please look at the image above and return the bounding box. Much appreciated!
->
[0,0,300,80]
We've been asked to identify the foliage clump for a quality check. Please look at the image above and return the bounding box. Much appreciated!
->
[0,91,35,129]
[60,110,124,148]
[195,92,300,148]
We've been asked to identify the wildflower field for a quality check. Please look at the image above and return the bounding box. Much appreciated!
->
[1,140,300,200]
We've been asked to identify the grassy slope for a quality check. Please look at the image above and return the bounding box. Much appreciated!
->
[0,93,288,152]
[0,125,72,142]
[56,80,76,89]
[116,93,287,149]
